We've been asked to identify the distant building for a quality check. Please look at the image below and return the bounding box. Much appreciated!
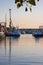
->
[39,26,43,29]
[39,26,43,33]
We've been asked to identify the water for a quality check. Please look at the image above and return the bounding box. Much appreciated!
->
[0,34,43,65]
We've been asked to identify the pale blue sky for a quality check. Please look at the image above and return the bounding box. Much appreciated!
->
[0,0,43,28]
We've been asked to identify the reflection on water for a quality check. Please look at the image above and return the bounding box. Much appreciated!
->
[33,37,40,43]
[0,34,43,65]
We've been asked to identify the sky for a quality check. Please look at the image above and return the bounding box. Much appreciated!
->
[0,0,43,28]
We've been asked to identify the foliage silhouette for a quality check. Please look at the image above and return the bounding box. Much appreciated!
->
[14,0,39,11]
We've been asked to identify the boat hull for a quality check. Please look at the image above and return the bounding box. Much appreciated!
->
[5,31,20,38]
[32,31,43,38]
[33,34,43,38]
[6,33,20,37]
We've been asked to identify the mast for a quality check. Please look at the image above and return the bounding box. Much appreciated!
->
[4,14,7,35]
[9,9,12,30]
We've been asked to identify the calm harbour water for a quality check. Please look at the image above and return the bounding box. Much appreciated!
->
[0,34,43,65]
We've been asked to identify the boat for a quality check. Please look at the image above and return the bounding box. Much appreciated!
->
[32,31,43,38]
[5,27,20,37]
[5,9,20,38]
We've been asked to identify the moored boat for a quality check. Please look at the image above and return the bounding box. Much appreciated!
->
[5,9,20,38]
[32,31,43,38]
[5,27,20,37]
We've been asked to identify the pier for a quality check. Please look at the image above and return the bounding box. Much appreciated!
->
[19,28,42,34]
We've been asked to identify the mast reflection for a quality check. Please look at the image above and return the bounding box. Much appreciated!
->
[4,37,6,56]
[2,36,19,65]
[4,37,11,65]
[9,37,11,65]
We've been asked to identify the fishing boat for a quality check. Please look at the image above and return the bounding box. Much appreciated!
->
[5,9,20,37]
[5,27,20,37]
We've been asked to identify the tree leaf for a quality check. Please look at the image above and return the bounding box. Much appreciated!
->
[17,2,22,8]
[30,6,32,12]
[37,0,39,2]
[25,7,28,12]
[15,0,20,3]
[15,0,23,3]
[29,0,36,6]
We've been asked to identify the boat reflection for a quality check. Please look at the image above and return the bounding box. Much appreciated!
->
[3,37,19,65]
[0,35,43,65]
[4,37,6,56]
[2,37,11,65]
[34,37,40,42]
[9,37,11,65]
